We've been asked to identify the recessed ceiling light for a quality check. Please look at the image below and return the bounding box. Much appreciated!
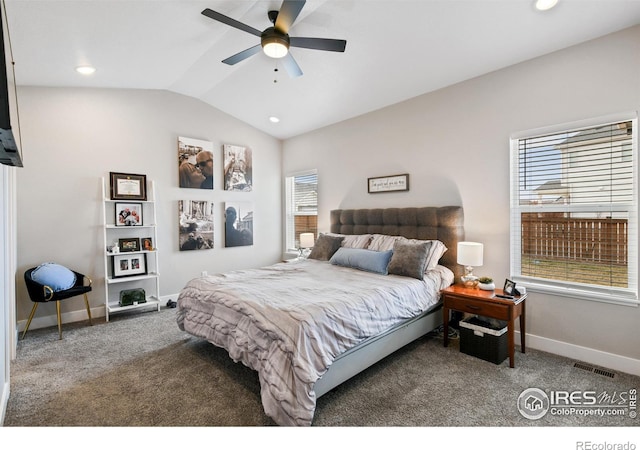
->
[269,116,280,123]
[535,0,558,11]
[75,65,96,75]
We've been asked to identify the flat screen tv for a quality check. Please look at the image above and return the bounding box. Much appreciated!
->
[0,4,22,167]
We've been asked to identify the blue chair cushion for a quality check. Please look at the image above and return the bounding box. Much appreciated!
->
[30,263,77,292]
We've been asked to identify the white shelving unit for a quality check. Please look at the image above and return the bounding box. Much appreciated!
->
[101,177,161,321]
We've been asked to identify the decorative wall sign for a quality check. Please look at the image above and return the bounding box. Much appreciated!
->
[110,172,147,201]
[179,200,214,251]
[224,201,254,247]
[367,173,410,193]
[223,144,252,191]
[178,136,214,189]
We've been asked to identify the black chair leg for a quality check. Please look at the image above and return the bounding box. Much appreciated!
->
[22,303,39,340]
[83,293,93,326]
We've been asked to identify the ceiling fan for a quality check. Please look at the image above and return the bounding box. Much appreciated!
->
[202,0,347,78]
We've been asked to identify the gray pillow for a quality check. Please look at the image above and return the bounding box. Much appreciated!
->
[387,240,431,280]
[308,234,344,261]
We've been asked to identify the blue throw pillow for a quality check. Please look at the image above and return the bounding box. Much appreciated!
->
[31,263,76,291]
[329,248,393,275]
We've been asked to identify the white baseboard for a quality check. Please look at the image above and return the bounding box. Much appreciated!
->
[16,293,180,333]
[518,331,640,376]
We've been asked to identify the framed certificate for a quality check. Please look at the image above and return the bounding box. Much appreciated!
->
[110,172,147,201]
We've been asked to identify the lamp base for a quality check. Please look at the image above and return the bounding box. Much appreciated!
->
[461,274,479,289]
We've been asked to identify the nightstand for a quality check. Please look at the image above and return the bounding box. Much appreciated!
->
[441,285,526,368]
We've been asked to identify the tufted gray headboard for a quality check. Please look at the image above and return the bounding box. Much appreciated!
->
[329,206,465,280]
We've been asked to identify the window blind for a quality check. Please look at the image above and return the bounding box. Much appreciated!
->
[285,170,318,253]
[510,117,637,305]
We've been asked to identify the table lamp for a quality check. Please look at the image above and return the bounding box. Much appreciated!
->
[457,241,483,288]
[299,233,315,259]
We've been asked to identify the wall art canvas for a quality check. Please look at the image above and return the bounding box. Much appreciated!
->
[179,200,214,251]
[223,144,252,192]
[178,136,214,189]
[224,201,253,247]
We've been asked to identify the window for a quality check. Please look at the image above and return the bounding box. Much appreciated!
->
[510,114,638,306]
[285,170,318,253]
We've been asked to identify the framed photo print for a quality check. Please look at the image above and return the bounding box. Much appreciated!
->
[110,172,147,201]
[223,144,252,192]
[115,202,143,226]
[503,279,516,296]
[112,253,147,278]
[118,238,140,253]
[178,137,214,190]
[141,237,154,251]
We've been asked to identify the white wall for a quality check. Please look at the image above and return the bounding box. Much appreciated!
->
[14,87,282,326]
[283,26,640,372]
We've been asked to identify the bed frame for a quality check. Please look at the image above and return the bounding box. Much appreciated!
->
[314,206,464,397]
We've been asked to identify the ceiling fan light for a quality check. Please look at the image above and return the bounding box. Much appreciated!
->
[535,0,558,11]
[263,40,288,59]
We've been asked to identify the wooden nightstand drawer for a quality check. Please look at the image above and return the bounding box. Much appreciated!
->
[444,295,509,320]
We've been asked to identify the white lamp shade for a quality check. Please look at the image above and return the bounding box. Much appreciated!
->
[300,233,315,248]
[457,242,483,267]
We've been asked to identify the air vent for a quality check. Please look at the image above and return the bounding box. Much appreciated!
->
[573,362,616,378]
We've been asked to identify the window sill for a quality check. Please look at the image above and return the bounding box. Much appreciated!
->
[515,279,639,308]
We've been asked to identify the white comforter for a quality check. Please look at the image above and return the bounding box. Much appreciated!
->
[176,259,453,426]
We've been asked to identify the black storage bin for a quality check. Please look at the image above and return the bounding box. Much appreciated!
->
[459,316,508,365]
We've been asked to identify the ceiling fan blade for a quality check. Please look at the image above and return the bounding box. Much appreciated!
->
[289,37,346,52]
[202,8,262,37]
[222,45,262,65]
[281,53,303,78]
[274,0,306,34]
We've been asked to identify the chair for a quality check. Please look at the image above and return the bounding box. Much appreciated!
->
[23,267,93,340]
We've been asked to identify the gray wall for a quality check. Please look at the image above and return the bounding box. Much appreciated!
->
[283,26,640,371]
[15,88,282,325]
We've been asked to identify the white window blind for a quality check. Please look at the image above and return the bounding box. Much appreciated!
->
[510,115,638,306]
[285,170,318,253]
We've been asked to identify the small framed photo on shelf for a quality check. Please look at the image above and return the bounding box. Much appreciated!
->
[110,172,147,201]
[367,173,409,193]
[141,237,154,251]
[115,202,143,226]
[118,238,140,253]
[503,279,517,296]
[112,253,147,278]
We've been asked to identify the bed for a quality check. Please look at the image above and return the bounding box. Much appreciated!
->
[176,206,464,426]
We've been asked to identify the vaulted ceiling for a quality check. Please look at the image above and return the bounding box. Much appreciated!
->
[6,0,640,139]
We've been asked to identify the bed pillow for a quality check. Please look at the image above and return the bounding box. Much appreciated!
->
[367,234,404,252]
[387,241,430,280]
[329,248,393,275]
[308,234,344,261]
[324,233,373,249]
[30,263,76,291]
[403,238,448,270]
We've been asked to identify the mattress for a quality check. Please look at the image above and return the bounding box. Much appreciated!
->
[176,259,453,426]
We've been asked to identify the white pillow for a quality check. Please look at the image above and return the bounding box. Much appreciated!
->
[368,234,404,252]
[324,233,373,249]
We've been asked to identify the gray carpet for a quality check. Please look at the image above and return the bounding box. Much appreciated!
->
[4,306,639,428]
